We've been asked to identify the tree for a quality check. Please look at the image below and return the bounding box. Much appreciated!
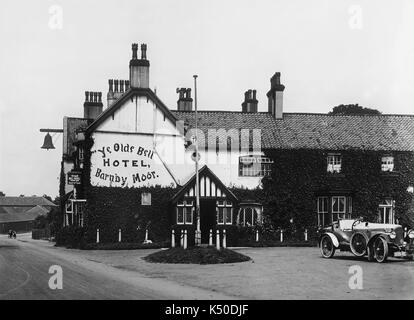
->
[0,191,5,197]
[329,104,381,115]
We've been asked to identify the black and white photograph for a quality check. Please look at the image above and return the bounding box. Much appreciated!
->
[1,0,414,308]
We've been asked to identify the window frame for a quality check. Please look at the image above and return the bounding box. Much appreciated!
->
[327,153,342,173]
[238,155,274,177]
[176,200,194,225]
[381,156,394,172]
[217,200,233,225]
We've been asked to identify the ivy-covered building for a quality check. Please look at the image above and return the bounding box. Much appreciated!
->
[59,43,414,245]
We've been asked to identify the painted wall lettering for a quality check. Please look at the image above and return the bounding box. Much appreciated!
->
[90,133,175,188]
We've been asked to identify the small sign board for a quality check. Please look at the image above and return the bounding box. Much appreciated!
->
[68,172,82,185]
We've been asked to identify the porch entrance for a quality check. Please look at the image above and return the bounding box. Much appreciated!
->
[200,199,216,243]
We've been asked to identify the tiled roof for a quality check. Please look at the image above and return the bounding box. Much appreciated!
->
[171,111,414,151]
[0,206,50,223]
[0,197,56,207]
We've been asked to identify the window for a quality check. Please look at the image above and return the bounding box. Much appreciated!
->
[327,154,342,173]
[378,199,395,224]
[381,156,394,172]
[73,200,86,227]
[317,197,328,213]
[317,196,352,226]
[239,155,273,177]
[177,200,193,225]
[238,206,263,226]
[217,200,233,225]
[332,196,346,213]
[141,192,151,206]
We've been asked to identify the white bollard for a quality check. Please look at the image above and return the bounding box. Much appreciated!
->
[216,229,220,250]
[145,229,149,242]
[171,229,175,248]
[96,228,100,244]
[404,227,407,238]
[256,229,259,242]
[209,229,213,246]
[304,229,308,242]
[222,229,227,249]
[280,229,283,242]
[184,230,188,249]
[180,230,184,247]
[118,228,122,242]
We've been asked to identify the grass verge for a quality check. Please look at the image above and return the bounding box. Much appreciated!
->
[144,246,251,264]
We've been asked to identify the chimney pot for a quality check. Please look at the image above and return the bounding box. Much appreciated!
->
[132,43,138,60]
[114,79,119,92]
[177,87,193,111]
[109,79,113,92]
[120,80,124,93]
[85,91,89,102]
[242,89,258,113]
[141,43,147,60]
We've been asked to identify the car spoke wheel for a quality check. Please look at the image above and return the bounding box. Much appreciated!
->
[350,233,367,257]
[373,237,388,263]
[320,235,335,258]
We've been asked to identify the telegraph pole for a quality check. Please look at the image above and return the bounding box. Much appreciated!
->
[193,75,201,245]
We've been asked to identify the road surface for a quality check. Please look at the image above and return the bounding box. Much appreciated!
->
[0,236,234,300]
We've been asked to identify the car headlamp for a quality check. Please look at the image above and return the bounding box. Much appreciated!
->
[389,231,396,239]
[408,230,414,239]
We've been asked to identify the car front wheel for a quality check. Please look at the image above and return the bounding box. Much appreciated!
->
[350,233,367,257]
[320,235,336,258]
[373,237,388,263]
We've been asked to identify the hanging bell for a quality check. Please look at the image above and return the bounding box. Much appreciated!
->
[41,132,55,150]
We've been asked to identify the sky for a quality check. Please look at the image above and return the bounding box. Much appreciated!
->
[0,0,413,198]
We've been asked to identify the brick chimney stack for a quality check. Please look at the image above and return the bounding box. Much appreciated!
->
[267,72,285,119]
[241,89,258,113]
[107,78,130,108]
[84,91,103,120]
[176,88,193,111]
[129,43,150,88]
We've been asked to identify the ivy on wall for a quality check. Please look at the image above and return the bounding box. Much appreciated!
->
[262,149,414,230]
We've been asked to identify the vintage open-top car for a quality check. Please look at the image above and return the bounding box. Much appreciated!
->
[318,218,414,263]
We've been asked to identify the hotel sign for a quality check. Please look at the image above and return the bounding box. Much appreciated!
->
[68,171,82,185]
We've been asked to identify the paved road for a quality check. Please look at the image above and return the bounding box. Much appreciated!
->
[0,237,233,300]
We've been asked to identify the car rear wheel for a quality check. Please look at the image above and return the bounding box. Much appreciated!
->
[320,235,335,258]
[350,233,367,257]
[366,243,374,262]
[373,237,388,263]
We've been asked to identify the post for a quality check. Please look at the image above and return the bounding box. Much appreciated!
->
[404,227,407,238]
[180,230,184,247]
[118,228,122,243]
[209,229,213,246]
[194,74,201,245]
[304,229,308,242]
[171,229,175,248]
[96,228,100,244]
[256,229,259,242]
[280,229,283,242]
[184,230,188,249]
[222,229,227,249]
[216,229,220,250]
[145,229,149,242]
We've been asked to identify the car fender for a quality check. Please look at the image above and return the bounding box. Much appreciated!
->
[321,232,339,248]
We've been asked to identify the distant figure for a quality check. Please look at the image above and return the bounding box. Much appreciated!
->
[8,230,12,238]
[12,231,16,239]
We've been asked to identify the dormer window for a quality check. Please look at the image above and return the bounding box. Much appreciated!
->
[239,155,273,177]
[381,156,394,172]
[327,154,342,173]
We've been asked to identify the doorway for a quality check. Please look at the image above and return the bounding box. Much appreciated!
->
[200,199,216,243]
